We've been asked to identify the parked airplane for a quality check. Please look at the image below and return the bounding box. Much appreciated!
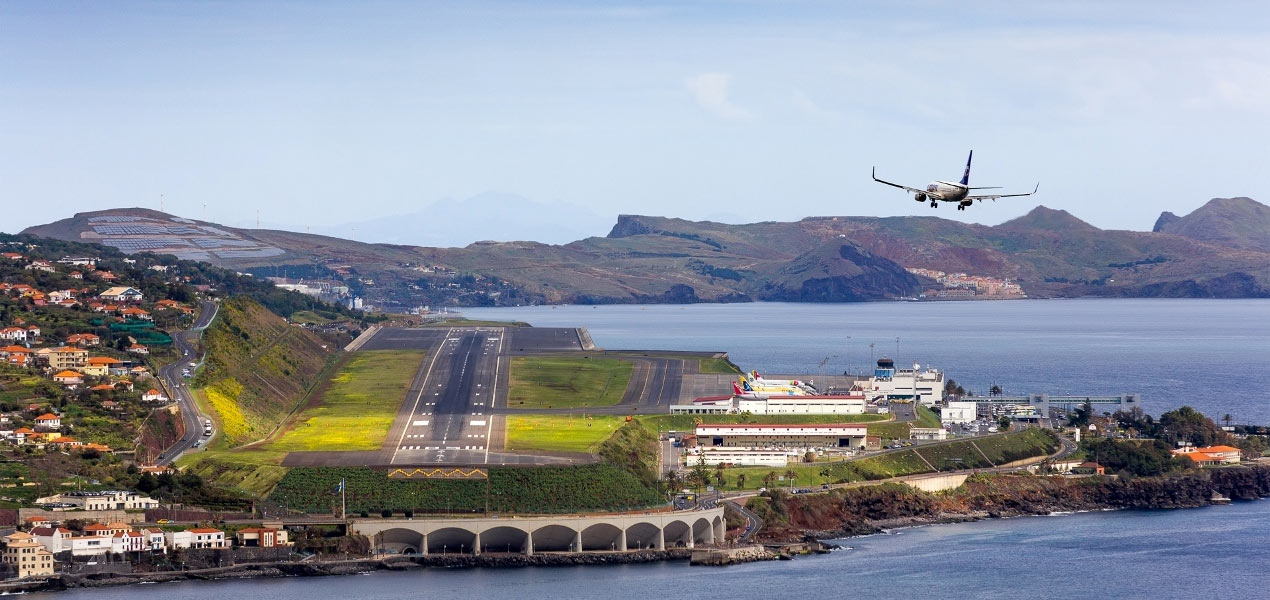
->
[872,150,1038,211]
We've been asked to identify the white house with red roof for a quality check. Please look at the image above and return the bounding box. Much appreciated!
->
[33,413,61,430]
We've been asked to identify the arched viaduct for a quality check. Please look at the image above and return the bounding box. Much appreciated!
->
[350,507,726,556]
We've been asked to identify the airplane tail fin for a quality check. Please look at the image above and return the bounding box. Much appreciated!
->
[960,150,973,186]
[732,382,743,395]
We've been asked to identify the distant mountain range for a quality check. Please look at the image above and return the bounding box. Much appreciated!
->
[21,198,1270,306]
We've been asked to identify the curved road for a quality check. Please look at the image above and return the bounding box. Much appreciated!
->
[155,299,218,466]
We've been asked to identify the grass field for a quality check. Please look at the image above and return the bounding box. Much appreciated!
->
[176,448,289,497]
[265,350,425,452]
[505,414,627,453]
[507,356,633,409]
[698,357,740,375]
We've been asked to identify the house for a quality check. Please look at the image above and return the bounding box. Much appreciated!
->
[26,325,40,338]
[83,356,122,377]
[140,528,166,552]
[97,286,142,303]
[47,347,89,370]
[141,389,166,403]
[46,437,80,449]
[235,527,292,548]
[52,371,83,388]
[68,536,113,557]
[65,333,101,347]
[127,344,149,356]
[33,413,61,430]
[0,252,23,260]
[155,299,182,310]
[0,345,31,358]
[58,257,96,267]
[1174,445,1242,466]
[120,307,152,321]
[30,527,73,554]
[0,327,27,342]
[25,260,56,273]
[12,427,34,444]
[112,530,147,553]
[82,522,131,538]
[91,271,118,282]
[68,270,82,280]
[167,528,228,549]
[1,532,55,578]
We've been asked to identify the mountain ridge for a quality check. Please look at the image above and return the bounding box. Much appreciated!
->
[21,199,1270,306]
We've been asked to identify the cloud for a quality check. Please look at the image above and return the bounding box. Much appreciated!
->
[685,72,754,120]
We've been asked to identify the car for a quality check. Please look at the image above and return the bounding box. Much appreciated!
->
[156,519,170,524]
[193,440,202,448]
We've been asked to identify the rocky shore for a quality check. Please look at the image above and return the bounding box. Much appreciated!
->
[750,464,1270,543]
[31,550,694,592]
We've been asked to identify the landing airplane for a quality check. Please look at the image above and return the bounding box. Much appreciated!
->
[872,151,1038,211]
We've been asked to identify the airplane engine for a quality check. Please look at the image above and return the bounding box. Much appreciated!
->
[958,200,973,210]
[914,193,927,202]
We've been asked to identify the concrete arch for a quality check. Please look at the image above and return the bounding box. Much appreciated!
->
[625,522,663,550]
[376,527,423,555]
[531,524,578,553]
[663,520,691,548]
[580,523,624,551]
[429,527,477,555]
[692,517,714,545]
[481,526,530,554]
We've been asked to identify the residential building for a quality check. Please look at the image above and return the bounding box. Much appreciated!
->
[33,413,61,430]
[235,528,292,548]
[47,347,89,371]
[52,371,83,387]
[127,344,149,356]
[2,532,55,578]
[120,307,151,321]
[112,530,147,553]
[66,333,101,347]
[1173,445,1242,466]
[29,527,73,554]
[141,389,166,402]
[167,528,228,549]
[0,327,27,342]
[82,356,122,377]
[97,287,143,303]
[69,536,113,557]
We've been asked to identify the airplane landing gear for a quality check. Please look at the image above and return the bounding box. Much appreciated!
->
[930,201,938,208]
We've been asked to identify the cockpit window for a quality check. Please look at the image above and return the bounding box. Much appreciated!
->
[926,184,938,192]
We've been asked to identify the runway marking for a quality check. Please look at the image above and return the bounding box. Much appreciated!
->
[412,420,429,426]
[470,420,486,426]
[390,327,453,465]
[485,331,504,465]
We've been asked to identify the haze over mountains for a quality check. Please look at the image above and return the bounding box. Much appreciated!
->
[20,197,1270,307]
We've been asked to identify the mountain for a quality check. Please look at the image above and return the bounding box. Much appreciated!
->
[1153,197,1270,253]
[22,200,1270,306]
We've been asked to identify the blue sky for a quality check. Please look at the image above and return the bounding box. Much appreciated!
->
[3,1,1269,241]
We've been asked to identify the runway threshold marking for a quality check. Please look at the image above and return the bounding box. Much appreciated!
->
[390,327,453,465]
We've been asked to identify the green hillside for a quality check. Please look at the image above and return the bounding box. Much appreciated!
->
[194,296,336,446]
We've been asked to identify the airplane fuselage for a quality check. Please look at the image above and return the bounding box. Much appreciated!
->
[925,181,969,203]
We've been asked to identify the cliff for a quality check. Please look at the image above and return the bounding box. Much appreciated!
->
[751,465,1270,543]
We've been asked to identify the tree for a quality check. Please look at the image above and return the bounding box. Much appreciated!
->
[998,416,1011,431]
[762,471,778,488]
[736,473,747,490]
[989,384,1002,397]
[689,455,711,490]
[714,463,726,487]
[785,468,798,489]
[1223,414,1234,428]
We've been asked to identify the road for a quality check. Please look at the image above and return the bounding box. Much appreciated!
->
[154,299,218,466]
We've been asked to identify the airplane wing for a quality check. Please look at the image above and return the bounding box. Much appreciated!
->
[966,183,1040,202]
[872,168,945,199]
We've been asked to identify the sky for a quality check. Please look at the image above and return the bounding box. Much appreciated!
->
[3,0,1270,242]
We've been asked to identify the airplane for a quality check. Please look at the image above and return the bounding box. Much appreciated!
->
[872,150,1038,211]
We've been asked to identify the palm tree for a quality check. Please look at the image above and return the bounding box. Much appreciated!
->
[762,471,777,489]
[785,468,798,490]
[714,463,726,488]
[1223,414,1233,428]
[736,473,747,490]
